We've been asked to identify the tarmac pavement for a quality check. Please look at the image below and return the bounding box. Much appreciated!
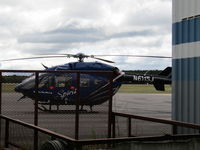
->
[1,93,171,139]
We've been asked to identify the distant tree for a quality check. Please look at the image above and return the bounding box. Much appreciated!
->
[122,70,161,75]
[2,75,27,83]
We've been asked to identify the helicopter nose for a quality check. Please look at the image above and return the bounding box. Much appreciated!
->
[15,84,23,92]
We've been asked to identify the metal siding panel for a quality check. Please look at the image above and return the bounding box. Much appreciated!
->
[188,0,195,18]
[172,18,200,46]
[182,60,188,126]
[173,0,183,22]
[173,0,179,22]
[179,59,183,124]
[178,22,182,44]
[196,18,200,41]
[172,0,176,23]
[172,57,200,133]
[184,0,189,19]
[172,59,177,120]
[195,81,200,123]
[182,20,188,44]
[189,60,194,123]
[196,0,200,15]
[172,0,200,134]
[173,42,200,59]
[195,58,200,131]
[172,59,180,122]
[189,19,195,42]
[172,23,176,45]
[173,0,200,22]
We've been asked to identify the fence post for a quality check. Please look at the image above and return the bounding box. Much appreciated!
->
[172,125,177,135]
[112,113,115,138]
[34,72,39,150]
[5,119,9,148]
[75,72,80,140]
[128,117,132,137]
[108,72,113,138]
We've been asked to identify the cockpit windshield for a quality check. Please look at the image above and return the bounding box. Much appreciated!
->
[20,73,52,90]
[20,75,35,89]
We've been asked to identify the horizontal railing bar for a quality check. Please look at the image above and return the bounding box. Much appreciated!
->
[78,134,200,145]
[0,70,113,74]
[8,142,26,150]
[113,112,200,130]
[0,115,76,142]
[1,114,200,147]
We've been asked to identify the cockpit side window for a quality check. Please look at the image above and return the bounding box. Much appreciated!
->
[94,79,102,85]
[55,76,72,88]
[39,75,53,88]
[80,78,89,87]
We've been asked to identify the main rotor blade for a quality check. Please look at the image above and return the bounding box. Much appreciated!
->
[93,55,172,58]
[93,57,115,63]
[0,55,67,61]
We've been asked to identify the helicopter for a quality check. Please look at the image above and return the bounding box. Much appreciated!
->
[3,53,172,111]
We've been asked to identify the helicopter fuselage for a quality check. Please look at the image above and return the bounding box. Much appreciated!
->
[15,61,122,107]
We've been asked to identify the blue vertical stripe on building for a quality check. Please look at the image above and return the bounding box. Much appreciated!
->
[172,17,200,45]
[172,57,200,81]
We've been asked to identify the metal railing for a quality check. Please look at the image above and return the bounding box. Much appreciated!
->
[0,69,114,150]
[1,70,200,150]
[0,114,76,150]
[112,112,200,138]
[1,114,200,150]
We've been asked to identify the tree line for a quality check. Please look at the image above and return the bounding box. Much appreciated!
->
[2,70,162,83]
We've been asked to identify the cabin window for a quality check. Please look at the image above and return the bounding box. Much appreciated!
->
[80,78,89,87]
[39,76,49,88]
[94,79,102,85]
[39,76,54,88]
[55,76,72,88]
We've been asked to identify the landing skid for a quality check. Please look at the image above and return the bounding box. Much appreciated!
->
[38,105,97,114]
[38,105,60,112]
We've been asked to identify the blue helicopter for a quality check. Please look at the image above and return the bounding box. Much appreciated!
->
[5,53,171,111]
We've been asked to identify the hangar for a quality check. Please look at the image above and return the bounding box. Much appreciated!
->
[172,0,200,133]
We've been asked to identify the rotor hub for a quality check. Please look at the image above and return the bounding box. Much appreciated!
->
[75,53,88,62]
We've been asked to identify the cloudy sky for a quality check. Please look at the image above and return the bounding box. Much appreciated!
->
[0,0,172,70]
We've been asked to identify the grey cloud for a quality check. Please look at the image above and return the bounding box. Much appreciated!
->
[117,57,171,70]
[18,25,156,44]
[18,33,105,43]
[111,30,155,38]
[19,43,75,55]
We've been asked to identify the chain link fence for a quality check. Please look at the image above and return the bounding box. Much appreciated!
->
[2,72,34,125]
[1,70,200,150]
[0,70,112,141]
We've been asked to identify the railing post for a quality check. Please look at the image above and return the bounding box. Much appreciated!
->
[34,72,39,150]
[112,113,115,138]
[75,72,80,140]
[5,119,9,148]
[128,117,132,137]
[173,125,177,135]
[108,72,113,138]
